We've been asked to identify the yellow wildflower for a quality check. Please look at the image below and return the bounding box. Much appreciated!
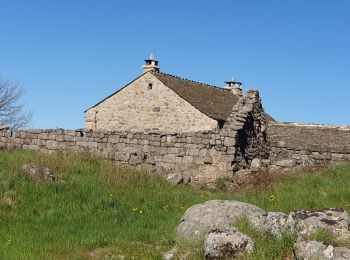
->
[270,195,277,202]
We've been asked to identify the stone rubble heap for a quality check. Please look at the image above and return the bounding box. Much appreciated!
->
[168,200,350,259]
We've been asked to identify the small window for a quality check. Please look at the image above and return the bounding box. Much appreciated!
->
[148,83,153,90]
[218,120,225,129]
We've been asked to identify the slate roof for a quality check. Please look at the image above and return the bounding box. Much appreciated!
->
[150,71,239,121]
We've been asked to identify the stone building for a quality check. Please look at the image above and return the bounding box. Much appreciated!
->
[84,54,246,132]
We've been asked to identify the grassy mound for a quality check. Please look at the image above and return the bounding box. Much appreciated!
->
[0,149,349,259]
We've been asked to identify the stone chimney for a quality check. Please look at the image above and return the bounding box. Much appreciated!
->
[142,53,160,73]
[224,75,243,96]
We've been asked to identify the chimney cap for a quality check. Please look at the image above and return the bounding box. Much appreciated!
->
[145,53,157,62]
[225,75,242,85]
[142,53,160,73]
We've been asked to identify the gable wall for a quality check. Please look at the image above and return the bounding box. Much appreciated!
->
[85,73,218,132]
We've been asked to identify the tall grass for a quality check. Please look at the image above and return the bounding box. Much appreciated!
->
[0,149,349,259]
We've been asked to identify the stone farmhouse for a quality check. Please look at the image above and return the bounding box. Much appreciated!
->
[84,54,268,132]
[1,54,349,183]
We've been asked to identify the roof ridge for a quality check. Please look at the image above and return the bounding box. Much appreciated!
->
[151,71,230,92]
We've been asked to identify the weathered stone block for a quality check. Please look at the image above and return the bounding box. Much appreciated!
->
[163,154,176,163]
[114,152,130,162]
[182,156,193,164]
[188,148,200,156]
[129,154,143,165]
[224,137,235,147]
[204,156,213,164]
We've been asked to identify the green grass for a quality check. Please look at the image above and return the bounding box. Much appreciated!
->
[308,228,350,248]
[0,149,349,259]
[235,218,296,260]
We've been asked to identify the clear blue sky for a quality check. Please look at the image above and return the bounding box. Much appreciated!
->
[1,0,349,129]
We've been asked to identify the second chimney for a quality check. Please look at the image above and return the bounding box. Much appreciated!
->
[224,75,243,96]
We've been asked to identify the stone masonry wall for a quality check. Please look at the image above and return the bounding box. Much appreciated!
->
[0,128,237,183]
[267,122,350,166]
[85,73,218,132]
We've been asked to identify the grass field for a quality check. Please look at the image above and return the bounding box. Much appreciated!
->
[0,149,349,259]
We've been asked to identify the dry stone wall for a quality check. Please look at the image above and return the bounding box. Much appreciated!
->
[267,122,350,166]
[0,128,237,183]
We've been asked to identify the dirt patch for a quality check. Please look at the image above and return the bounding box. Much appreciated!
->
[224,169,279,193]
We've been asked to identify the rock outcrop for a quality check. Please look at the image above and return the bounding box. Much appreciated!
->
[171,200,350,260]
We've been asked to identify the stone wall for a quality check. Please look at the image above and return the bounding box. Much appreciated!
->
[85,73,218,132]
[267,122,350,166]
[0,128,237,183]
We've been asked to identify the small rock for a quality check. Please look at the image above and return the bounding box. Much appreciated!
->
[204,228,254,259]
[162,246,194,260]
[176,200,265,242]
[166,172,183,185]
[232,169,252,185]
[294,240,350,260]
[261,159,271,167]
[274,159,296,168]
[21,164,55,182]
[166,172,191,185]
[163,247,176,260]
[250,158,262,170]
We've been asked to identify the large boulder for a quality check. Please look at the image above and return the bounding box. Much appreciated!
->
[204,228,254,259]
[176,200,265,242]
[294,241,350,260]
[294,208,350,240]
